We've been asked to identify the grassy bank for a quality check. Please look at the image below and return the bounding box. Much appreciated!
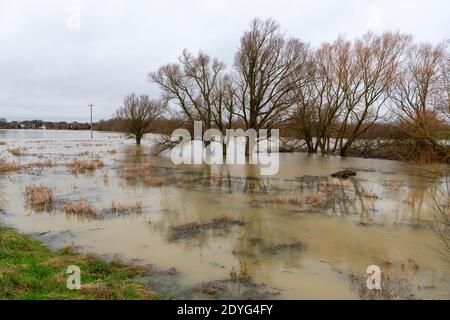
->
[0,226,157,299]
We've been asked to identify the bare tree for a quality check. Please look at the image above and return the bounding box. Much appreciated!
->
[149,50,233,133]
[233,18,310,131]
[116,93,164,145]
[392,42,449,155]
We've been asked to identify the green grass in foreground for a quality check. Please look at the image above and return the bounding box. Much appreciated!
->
[0,226,157,300]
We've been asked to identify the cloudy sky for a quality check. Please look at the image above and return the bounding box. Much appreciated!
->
[1,0,449,121]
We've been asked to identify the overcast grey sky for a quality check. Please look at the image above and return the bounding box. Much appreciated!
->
[1,0,449,121]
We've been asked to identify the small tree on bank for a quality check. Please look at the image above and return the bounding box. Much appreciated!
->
[116,94,164,145]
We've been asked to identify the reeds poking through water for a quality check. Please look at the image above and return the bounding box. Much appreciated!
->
[102,172,109,185]
[118,163,169,187]
[143,175,168,187]
[0,141,6,145]
[8,147,22,156]
[66,156,104,174]
[63,200,101,220]
[110,201,143,215]
[29,160,54,168]
[309,191,326,205]
[25,185,54,212]
[0,161,20,173]
[119,166,138,183]
[229,262,251,283]
[118,163,153,183]
[0,160,54,174]
[354,257,420,300]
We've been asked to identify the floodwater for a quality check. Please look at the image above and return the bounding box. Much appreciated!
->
[0,129,449,299]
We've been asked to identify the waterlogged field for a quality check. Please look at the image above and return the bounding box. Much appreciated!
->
[0,129,449,299]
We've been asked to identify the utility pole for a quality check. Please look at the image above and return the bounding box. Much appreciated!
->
[88,104,94,139]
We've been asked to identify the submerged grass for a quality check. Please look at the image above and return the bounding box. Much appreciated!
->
[1,160,54,174]
[118,163,169,187]
[352,257,420,300]
[63,200,102,220]
[25,185,54,212]
[8,147,22,157]
[29,160,54,169]
[0,160,54,176]
[111,201,143,215]
[143,176,168,187]
[229,262,251,283]
[0,161,21,173]
[67,157,104,174]
[0,226,157,299]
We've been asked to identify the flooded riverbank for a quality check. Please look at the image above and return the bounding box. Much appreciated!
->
[1,129,449,299]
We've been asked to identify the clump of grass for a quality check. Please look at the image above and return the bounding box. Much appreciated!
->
[66,157,104,174]
[0,226,156,299]
[352,257,420,300]
[119,167,138,183]
[8,147,22,157]
[229,262,251,283]
[102,172,109,185]
[217,212,230,225]
[309,192,326,205]
[25,185,54,212]
[259,195,304,206]
[118,163,153,184]
[320,178,353,189]
[0,161,21,173]
[108,149,117,154]
[0,160,54,174]
[0,140,6,145]
[362,190,378,199]
[63,200,101,220]
[111,201,143,215]
[30,160,54,168]
[143,175,168,187]
[118,164,168,187]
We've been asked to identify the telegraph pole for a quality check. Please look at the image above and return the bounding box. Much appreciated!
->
[88,104,94,139]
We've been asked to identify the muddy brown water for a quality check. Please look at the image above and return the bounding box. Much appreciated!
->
[0,129,449,299]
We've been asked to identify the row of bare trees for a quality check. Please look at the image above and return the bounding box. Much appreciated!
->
[118,18,449,157]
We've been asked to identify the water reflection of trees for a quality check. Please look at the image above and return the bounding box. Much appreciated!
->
[155,188,306,277]
[327,173,445,225]
[119,145,448,277]
[145,163,449,285]
[332,178,377,222]
[119,145,446,226]
[431,169,450,260]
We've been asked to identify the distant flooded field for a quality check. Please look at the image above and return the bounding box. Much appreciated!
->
[0,129,449,299]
